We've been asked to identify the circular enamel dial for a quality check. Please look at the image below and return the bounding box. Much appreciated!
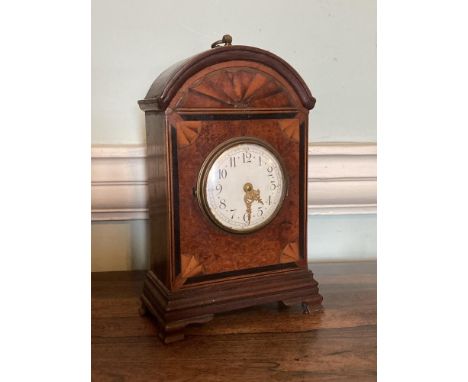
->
[197,137,287,233]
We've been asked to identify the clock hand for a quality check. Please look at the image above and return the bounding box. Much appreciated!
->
[244,200,252,224]
[243,182,263,224]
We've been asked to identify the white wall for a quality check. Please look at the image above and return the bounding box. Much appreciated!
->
[92,0,376,144]
[92,220,149,271]
[309,214,376,262]
[91,0,376,271]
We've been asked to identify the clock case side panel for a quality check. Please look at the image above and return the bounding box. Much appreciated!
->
[144,111,173,288]
[300,118,309,265]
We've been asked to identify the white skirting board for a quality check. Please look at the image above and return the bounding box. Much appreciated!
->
[91,142,376,221]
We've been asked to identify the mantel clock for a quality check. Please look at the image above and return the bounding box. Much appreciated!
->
[138,35,322,343]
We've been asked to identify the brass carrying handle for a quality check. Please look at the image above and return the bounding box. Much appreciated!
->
[211,34,233,48]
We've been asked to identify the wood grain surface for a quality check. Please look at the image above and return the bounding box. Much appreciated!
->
[162,58,310,288]
[170,113,305,278]
[92,261,376,381]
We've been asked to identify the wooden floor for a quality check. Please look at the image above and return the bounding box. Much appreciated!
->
[92,261,376,381]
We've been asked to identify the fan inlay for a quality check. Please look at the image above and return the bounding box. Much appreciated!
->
[280,242,300,263]
[279,119,300,142]
[176,121,202,147]
[177,68,293,109]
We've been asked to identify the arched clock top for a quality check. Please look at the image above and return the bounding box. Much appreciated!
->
[138,45,316,111]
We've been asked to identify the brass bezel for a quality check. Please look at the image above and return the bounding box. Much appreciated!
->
[196,136,288,234]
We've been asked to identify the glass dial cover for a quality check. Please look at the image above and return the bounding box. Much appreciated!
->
[197,137,287,233]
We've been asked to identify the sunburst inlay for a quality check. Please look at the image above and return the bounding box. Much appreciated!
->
[177,68,293,109]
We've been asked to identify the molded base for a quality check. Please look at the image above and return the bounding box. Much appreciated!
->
[140,267,323,343]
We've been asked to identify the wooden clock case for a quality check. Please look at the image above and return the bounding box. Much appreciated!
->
[138,44,322,343]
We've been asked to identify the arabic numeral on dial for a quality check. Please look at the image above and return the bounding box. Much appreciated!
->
[230,209,236,219]
[257,206,263,216]
[267,165,277,189]
[268,195,271,205]
[243,152,252,163]
[258,156,262,166]
[218,168,227,179]
[219,199,226,209]
[216,184,222,194]
[243,212,250,223]
[229,156,236,168]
